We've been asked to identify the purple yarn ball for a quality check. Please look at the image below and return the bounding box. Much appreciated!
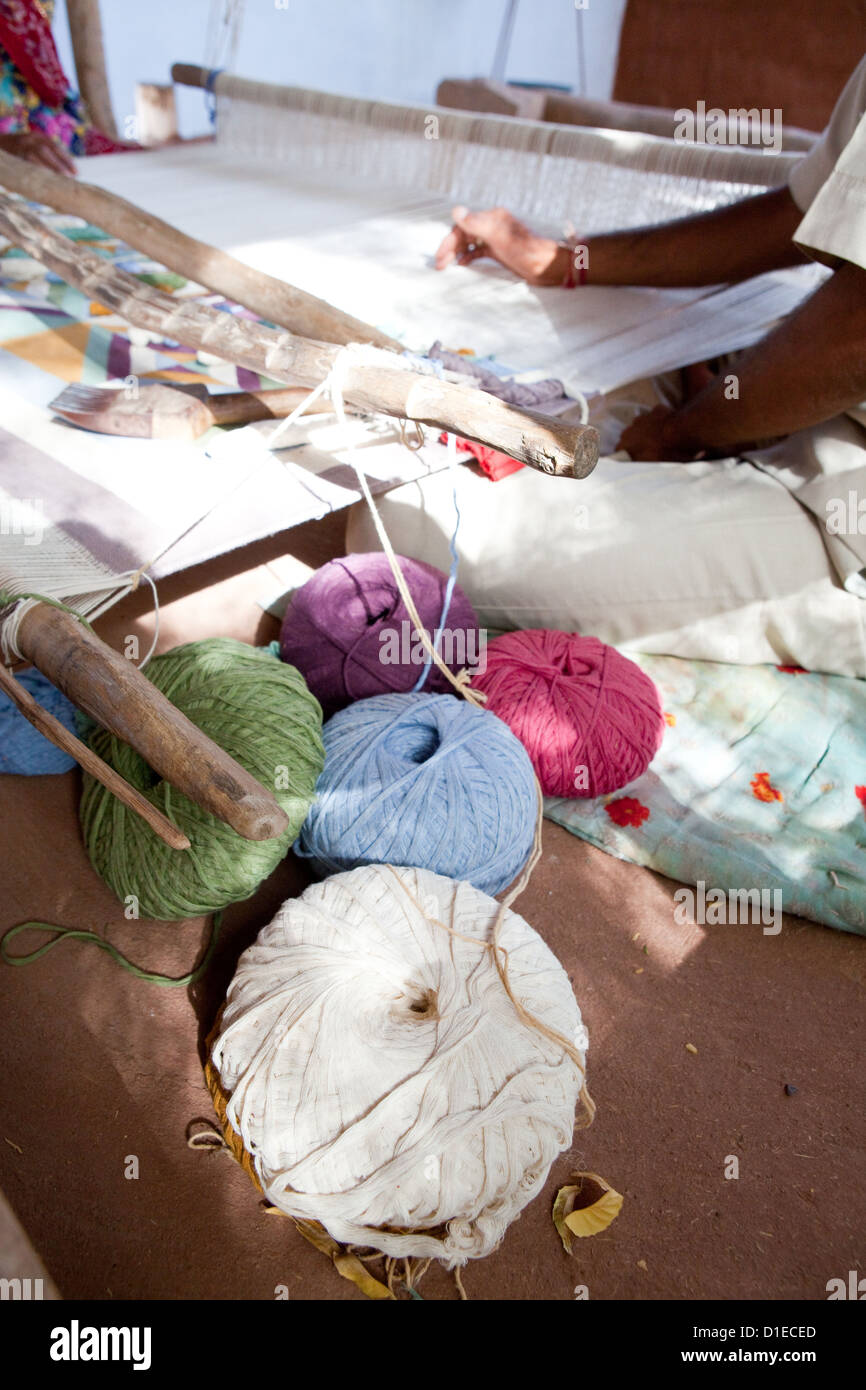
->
[279,553,480,716]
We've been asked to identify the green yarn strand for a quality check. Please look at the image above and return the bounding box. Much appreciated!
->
[0,914,223,987]
[0,589,95,633]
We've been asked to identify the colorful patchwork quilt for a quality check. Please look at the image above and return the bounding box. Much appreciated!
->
[0,211,284,388]
[0,203,453,580]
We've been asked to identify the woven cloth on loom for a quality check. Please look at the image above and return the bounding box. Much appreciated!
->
[78,61,829,391]
[0,205,453,580]
[0,81,828,590]
[545,653,866,937]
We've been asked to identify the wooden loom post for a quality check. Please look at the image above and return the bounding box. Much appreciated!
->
[0,194,599,477]
[9,605,290,844]
[0,149,400,352]
[66,0,119,141]
[135,83,179,147]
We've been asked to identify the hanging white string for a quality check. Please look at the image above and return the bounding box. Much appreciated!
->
[264,374,334,451]
[326,350,484,704]
[574,2,588,98]
[135,571,160,671]
[491,0,520,82]
[204,0,247,74]
[257,357,596,1098]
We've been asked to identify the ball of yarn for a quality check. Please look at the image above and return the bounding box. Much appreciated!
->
[297,691,537,895]
[210,864,588,1264]
[80,639,324,921]
[279,552,479,716]
[473,629,665,798]
[0,668,78,775]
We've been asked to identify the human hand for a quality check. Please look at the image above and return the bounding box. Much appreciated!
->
[434,205,567,285]
[617,405,699,462]
[0,131,76,176]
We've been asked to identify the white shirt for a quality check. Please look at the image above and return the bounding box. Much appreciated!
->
[746,55,866,598]
[789,54,866,272]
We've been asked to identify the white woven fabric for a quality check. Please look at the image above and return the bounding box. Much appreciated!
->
[0,489,138,661]
[212,864,587,1264]
[213,73,802,230]
[79,136,822,398]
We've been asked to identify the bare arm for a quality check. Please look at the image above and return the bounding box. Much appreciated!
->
[435,187,806,287]
[620,262,866,459]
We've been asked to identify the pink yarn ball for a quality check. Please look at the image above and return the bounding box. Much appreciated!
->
[473,629,665,798]
[279,553,479,716]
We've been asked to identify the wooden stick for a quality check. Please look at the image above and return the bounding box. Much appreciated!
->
[66,0,119,141]
[14,605,290,844]
[0,148,400,352]
[135,83,179,147]
[0,660,191,851]
[0,194,598,477]
[171,63,215,91]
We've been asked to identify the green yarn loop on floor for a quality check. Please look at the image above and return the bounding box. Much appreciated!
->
[80,639,324,922]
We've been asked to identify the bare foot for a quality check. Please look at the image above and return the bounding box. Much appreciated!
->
[434,205,568,285]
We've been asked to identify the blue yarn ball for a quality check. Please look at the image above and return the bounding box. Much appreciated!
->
[297,692,538,895]
[0,668,78,775]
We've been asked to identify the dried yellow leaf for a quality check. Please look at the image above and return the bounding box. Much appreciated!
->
[292,1218,395,1300]
[553,1172,624,1253]
[685,1042,698,1054]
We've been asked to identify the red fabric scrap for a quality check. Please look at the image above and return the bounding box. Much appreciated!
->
[440,432,524,481]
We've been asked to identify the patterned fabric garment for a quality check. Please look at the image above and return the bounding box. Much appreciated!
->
[0,0,130,154]
[545,652,866,938]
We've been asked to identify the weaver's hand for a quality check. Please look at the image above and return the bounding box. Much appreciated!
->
[434,205,568,285]
[0,131,76,176]
[617,405,698,462]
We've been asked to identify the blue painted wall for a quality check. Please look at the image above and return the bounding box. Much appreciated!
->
[51,0,627,138]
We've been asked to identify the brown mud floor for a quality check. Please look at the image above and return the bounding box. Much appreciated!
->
[1,520,863,1301]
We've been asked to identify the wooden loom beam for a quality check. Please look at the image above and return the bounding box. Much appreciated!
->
[0,657,191,851]
[0,193,599,477]
[171,63,225,92]
[0,149,400,352]
[11,605,289,844]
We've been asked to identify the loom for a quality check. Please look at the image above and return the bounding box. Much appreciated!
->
[81,67,823,397]
[0,66,823,831]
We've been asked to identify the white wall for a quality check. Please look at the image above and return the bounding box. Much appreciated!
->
[50,0,627,139]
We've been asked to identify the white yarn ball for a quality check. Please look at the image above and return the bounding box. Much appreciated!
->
[211,864,588,1265]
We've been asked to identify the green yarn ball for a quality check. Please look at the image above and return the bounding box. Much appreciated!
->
[80,639,324,921]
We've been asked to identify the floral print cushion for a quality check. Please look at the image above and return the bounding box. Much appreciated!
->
[545,653,866,936]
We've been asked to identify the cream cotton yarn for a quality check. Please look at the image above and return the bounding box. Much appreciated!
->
[211,864,589,1265]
